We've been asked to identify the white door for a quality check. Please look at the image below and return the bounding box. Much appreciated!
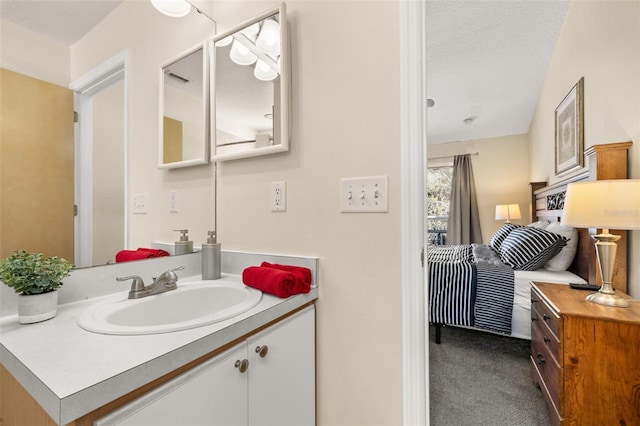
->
[247,306,316,426]
[70,50,129,267]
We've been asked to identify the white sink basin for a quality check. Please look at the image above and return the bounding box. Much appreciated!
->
[78,281,262,335]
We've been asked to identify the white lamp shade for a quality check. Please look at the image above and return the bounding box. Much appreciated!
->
[150,0,191,17]
[254,59,278,81]
[495,204,521,221]
[256,19,281,57]
[230,39,257,66]
[561,180,640,230]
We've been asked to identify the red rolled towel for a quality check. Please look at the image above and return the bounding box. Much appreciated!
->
[115,248,170,263]
[115,250,152,263]
[260,262,312,293]
[137,248,170,258]
[242,266,298,298]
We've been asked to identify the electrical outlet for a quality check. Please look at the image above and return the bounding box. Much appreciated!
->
[169,190,178,213]
[132,193,148,214]
[271,181,286,212]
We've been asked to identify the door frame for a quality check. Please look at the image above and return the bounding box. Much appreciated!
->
[69,50,130,267]
[400,0,428,424]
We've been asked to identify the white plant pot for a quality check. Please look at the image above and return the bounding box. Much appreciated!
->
[18,291,58,324]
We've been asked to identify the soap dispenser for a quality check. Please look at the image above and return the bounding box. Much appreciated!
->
[202,231,221,280]
[174,229,193,255]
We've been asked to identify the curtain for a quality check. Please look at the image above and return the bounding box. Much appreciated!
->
[447,154,482,244]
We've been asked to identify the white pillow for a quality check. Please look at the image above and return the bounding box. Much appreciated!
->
[544,222,578,271]
[527,220,550,230]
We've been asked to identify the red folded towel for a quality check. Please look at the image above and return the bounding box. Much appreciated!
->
[243,266,302,298]
[115,248,170,263]
[260,262,312,293]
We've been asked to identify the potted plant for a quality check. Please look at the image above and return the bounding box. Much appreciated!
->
[0,250,73,324]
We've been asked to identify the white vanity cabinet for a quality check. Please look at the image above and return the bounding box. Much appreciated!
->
[96,305,315,426]
[248,305,316,425]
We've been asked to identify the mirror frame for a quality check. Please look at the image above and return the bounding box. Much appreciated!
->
[211,3,290,162]
[158,41,211,169]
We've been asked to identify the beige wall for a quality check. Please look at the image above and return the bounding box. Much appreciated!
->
[212,1,403,424]
[528,0,640,296]
[0,20,69,86]
[428,134,531,243]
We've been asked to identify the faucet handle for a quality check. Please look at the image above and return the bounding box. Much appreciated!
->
[117,275,145,292]
[168,266,185,273]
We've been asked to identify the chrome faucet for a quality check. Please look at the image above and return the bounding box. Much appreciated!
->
[117,266,185,299]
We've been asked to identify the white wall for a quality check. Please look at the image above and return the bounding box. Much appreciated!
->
[428,135,531,242]
[529,0,640,296]
[211,1,403,424]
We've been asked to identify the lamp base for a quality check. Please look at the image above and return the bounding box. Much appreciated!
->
[586,291,631,308]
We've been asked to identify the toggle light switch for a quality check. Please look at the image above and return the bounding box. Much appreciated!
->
[340,176,388,213]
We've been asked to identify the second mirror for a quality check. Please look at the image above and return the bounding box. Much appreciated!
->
[212,4,289,161]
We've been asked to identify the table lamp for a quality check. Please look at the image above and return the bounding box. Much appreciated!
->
[561,179,640,307]
[495,204,522,223]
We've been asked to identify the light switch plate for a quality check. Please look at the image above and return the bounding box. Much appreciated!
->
[132,193,148,214]
[340,176,388,213]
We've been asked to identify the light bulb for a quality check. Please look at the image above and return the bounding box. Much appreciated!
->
[229,39,257,66]
[254,59,278,81]
[256,19,281,57]
[150,0,191,18]
[215,36,233,47]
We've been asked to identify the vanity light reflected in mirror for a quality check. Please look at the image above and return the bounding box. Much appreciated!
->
[159,41,211,169]
[212,4,290,161]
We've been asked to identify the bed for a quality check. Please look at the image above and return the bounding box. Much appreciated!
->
[429,175,597,343]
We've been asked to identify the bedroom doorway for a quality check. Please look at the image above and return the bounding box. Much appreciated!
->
[399,0,428,424]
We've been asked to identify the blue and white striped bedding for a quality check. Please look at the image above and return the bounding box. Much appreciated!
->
[428,244,515,335]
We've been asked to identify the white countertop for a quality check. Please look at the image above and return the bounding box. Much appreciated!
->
[0,273,317,425]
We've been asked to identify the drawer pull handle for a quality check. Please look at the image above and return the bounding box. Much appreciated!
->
[255,345,269,358]
[536,353,546,365]
[543,314,550,321]
[235,359,249,373]
[543,336,551,343]
[531,317,538,322]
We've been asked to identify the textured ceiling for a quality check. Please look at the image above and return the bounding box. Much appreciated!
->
[1,1,570,145]
[0,0,123,46]
[426,0,569,144]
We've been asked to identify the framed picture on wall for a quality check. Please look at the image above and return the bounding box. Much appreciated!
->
[555,77,584,175]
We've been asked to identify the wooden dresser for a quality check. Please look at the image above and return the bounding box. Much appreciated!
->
[530,282,640,425]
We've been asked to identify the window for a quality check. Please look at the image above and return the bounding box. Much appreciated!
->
[427,166,453,245]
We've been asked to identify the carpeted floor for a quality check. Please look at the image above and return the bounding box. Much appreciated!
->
[429,325,551,426]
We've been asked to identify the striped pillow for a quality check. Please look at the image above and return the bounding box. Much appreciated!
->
[488,223,523,252]
[499,227,568,271]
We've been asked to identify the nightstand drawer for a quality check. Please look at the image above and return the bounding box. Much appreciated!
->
[531,287,560,338]
[531,302,560,360]
[531,324,562,413]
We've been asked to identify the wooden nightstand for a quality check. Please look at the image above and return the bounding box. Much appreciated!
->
[530,282,640,425]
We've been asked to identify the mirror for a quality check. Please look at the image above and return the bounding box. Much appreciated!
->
[159,42,210,169]
[212,4,289,161]
[0,1,216,266]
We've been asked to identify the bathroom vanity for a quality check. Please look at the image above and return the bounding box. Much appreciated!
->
[0,252,318,425]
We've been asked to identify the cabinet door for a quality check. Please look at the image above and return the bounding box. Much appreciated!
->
[96,343,248,426]
[247,306,316,426]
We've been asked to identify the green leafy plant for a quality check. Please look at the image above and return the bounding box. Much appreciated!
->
[0,250,73,295]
